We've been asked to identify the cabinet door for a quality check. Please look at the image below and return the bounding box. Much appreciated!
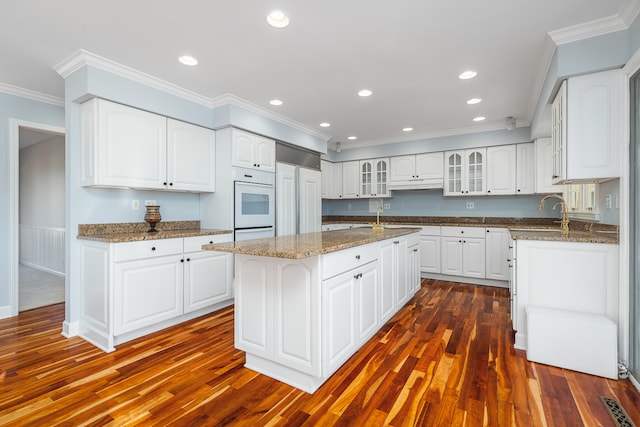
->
[95,99,167,189]
[231,130,255,169]
[441,237,463,276]
[444,151,464,196]
[415,152,444,180]
[485,228,510,281]
[276,162,297,236]
[321,160,334,198]
[114,254,183,335]
[356,262,379,344]
[551,81,567,184]
[374,158,389,197]
[462,237,486,278]
[465,148,486,196]
[566,69,623,181]
[323,269,356,374]
[535,137,561,194]
[486,145,516,195]
[298,168,322,234]
[360,160,373,197]
[255,137,276,172]
[378,240,396,323]
[395,239,409,307]
[167,119,215,192]
[234,256,273,358]
[389,155,416,182]
[408,244,421,294]
[342,161,360,198]
[275,258,321,376]
[516,143,535,195]
[419,235,441,274]
[184,250,233,313]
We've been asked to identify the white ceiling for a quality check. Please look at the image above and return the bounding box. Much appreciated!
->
[1,0,638,149]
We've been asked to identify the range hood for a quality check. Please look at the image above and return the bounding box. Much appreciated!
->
[275,142,321,170]
[387,179,444,190]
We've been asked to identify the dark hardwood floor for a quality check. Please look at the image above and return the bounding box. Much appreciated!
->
[1,279,639,426]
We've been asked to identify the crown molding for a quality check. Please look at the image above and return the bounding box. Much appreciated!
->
[53,49,212,107]
[0,82,64,106]
[526,36,557,121]
[211,93,332,141]
[548,15,628,45]
[620,0,640,27]
[332,120,531,151]
[54,50,331,141]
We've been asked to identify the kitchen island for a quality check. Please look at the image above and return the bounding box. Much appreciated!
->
[203,227,421,393]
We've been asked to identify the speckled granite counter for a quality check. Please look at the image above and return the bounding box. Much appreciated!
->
[322,216,619,244]
[77,221,232,243]
[203,227,420,259]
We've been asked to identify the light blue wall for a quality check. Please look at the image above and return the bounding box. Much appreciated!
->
[0,93,65,309]
[323,191,560,219]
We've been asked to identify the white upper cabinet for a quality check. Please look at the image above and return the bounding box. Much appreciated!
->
[81,98,215,192]
[321,160,343,199]
[166,119,216,192]
[486,145,516,195]
[389,152,443,188]
[342,161,360,198]
[444,148,486,196]
[552,69,624,183]
[231,129,276,172]
[535,137,563,194]
[360,158,389,198]
[515,143,535,195]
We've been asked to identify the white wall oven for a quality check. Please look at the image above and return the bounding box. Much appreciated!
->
[234,168,275,241]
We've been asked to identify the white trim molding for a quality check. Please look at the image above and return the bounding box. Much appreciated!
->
[549,15,628,45]
[0,82,64,107]
[54,50,331,143]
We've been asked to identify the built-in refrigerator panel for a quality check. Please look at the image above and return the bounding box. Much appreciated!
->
[276,162,321,236]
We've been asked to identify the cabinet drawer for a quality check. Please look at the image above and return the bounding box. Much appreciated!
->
[322,242,377,279]
[113,238,183,262]
[420,226,441,236]
[441,226,485,238]
[184,234,232,252]
[406,233,420,247]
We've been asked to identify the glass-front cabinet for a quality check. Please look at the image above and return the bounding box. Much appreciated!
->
[360,158,389,198]
[444,149,486,196]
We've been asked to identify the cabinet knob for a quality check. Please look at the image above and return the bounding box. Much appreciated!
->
[461,230,464,234]
[355,255,361,260]
[463,240,466,243]
[186,258,190,262]
[487,190,491,193]
[458,240,462,243]
[151,247,156,251]
[209,241,213,244]
[180,259,184,263]
[163,182,167,186]
[552,175,558,179]
[517,189,521,192]
[169,182,173,186]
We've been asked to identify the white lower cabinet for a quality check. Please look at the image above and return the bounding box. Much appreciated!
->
[79,233,233,352]
[441,227,485,279]
[419,226,441,274]
[408,239,421,294]
[378,238,409,322]
[484,228,510,281]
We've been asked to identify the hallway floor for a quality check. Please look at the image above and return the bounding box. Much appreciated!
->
[19,263,64,311]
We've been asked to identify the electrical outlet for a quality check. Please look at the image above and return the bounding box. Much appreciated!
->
[347,203,352,210]
[145,200,156,206]
[604,194,612,209]
[131,199,140,210]
[384,203,391,210]
[466,202,474,209]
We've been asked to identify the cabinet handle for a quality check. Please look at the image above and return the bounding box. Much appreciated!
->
[413,248,418,252]
[461,230,464,234]
[458,240,462,243]
[355,254,361,260]
[487,190,491,193]
[180,259,184,263]
[517,189,521,192]
[463,240,466,243]
[163,182,167,186]
[552,175,558,179]
[151,247,156,251]
[169,182,173,186]
[394,240,399,244]
[209,241,213,244]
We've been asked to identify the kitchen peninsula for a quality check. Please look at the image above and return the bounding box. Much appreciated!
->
[204,226,421,393]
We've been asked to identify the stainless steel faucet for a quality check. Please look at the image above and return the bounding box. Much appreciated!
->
[538,194,569,237]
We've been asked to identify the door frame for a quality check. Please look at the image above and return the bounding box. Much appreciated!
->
[8,118,65,317]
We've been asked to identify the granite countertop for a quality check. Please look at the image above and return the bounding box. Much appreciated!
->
[203,227,420,259]
[322,216,619,244]
[77,221,232,243]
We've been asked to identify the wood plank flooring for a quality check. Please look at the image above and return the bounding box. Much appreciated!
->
[1,279,639,426]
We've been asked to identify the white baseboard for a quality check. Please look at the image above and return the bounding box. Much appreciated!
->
[0,305,14,319]
[62,320,79,337]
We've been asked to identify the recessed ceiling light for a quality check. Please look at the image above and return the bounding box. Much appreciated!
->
[178,55,198,66]
[467,98,482,105]
[473,116,486,122]
[269,99,283,106]
[402,127,413,132]
[320,122,331,128]
[459,70,477,80]
[266,10,290,28]
[358,89,372,97]
[348,136,357,140]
